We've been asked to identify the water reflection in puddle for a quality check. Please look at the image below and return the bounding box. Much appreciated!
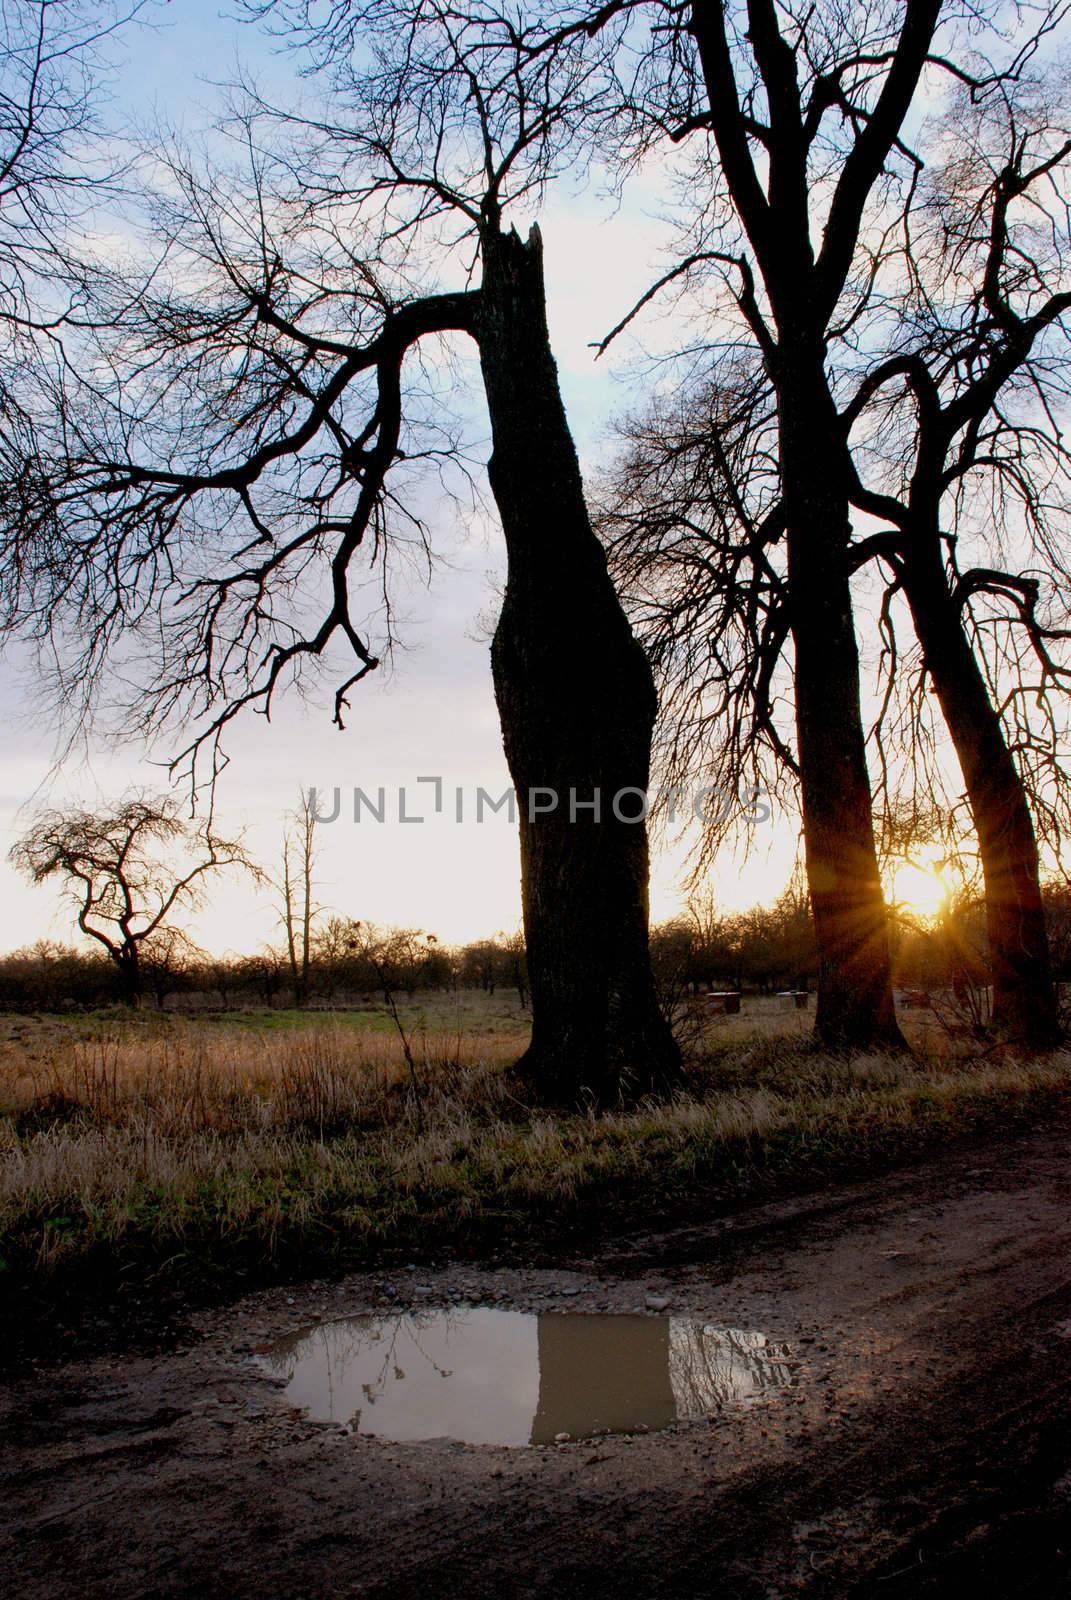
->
[261,1309,793,1445]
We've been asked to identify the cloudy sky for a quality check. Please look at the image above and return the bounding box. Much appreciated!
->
[0,0,801,954]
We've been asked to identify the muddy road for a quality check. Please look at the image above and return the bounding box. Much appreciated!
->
[4,1118,1071,1597]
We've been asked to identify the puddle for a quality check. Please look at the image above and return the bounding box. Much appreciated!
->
[260,1308,793,1445]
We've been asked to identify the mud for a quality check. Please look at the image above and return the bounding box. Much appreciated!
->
[3,1117,1071,1596]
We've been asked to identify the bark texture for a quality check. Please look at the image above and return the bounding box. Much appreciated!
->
[902,540,1061,1049]
[780,360,904,1050]
[685,2,928,1053]
[475,224,681,1104]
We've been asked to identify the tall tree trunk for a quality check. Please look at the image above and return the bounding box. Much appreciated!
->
[475,224,681,1105]
[685,0,933,1053]
[780,361,904,1050]
[902,540,1061,1049]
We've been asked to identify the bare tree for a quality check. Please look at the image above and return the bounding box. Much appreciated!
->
[0,0,142,490]
[278,790,320,1008]
[578,0,956,1048]
[0,1,678,1102]
[236,946,287,1007]
[561,0,1065,1050]
[604,34,1071,1049]
[140,922,201,1009]
[0,0,139,309]
[600,367,793,857]
[9,794,257,1005]
[501,929,529,1011]
[840,72,1071,1048]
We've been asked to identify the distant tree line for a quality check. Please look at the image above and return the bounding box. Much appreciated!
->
[6,884,1071,1015]
[0,923,531,1014]
[650,891,818,998]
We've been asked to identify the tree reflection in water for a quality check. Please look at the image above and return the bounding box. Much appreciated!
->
[261,1308,793,1445]
[668,1323,794,1419]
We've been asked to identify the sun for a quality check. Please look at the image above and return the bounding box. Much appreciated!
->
[890,854,951,920]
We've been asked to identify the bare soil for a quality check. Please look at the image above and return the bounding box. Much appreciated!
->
[3,1117,1071,1597]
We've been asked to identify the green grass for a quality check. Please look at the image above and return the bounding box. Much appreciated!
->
[33,991,532,1038]
[2,1006,1069,1341]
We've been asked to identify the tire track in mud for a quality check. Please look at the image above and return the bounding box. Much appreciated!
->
[3,1116,1071,1598]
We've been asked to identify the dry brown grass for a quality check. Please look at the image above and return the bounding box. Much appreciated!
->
[0,1020,522,1134]
[1,1003,1069,1301]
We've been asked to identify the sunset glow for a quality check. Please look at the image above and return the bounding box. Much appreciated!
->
[889,853,951,921]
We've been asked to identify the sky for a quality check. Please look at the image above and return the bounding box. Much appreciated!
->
[0,0,802,956]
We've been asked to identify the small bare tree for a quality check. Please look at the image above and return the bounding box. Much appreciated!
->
[501,929,529,1011]
[278,790,320,1009]
[10,795,257,1006]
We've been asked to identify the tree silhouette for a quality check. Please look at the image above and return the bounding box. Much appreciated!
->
[0,0,678,1101]
[10,795,256,1005]
[602,24,1071,1048]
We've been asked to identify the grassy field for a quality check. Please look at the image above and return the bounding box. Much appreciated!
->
[2,992,1069,1343]
[0,992,1062,1356]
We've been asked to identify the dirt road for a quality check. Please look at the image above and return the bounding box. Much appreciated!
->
[4,1117,1071,1597]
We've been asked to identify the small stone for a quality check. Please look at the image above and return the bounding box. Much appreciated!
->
[554,1431,570,1443]
[561,1286,581,1297]
[645,1294,671,1312]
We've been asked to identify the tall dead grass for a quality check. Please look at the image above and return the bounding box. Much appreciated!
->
[1,1021,522,1136]
[2,1015,1069,1287]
